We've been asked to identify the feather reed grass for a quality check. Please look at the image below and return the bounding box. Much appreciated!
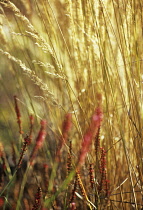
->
[0,0,143,209]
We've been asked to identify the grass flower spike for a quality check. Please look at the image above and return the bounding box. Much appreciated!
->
[0,0,143,209]
[79,106,103,166]
[14,96,23,134]
[30,120,47,165]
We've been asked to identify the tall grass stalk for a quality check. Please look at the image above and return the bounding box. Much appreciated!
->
[0,0,143,209]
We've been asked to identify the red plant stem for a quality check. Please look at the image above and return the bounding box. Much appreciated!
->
[98,147,106,193]
[104,179,110,197]
[89,163,94,189]
[14,95,23,134]
[67,141,72,175]
[17,135,29,169]
[30,120,47,165]
[94,127,100,155]
[29,114,34,144]
[67,152,72,176]
[11,142,17,166]
[62,113,72,142]
[32,187,42,210]
[78,106,103,167]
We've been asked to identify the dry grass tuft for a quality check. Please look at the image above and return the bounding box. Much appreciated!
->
[0,0,143,209]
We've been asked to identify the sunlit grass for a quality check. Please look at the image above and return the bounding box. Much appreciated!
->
[0,0,143,209]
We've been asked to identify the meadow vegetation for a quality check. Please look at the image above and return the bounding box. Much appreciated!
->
[0,0,143,209]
